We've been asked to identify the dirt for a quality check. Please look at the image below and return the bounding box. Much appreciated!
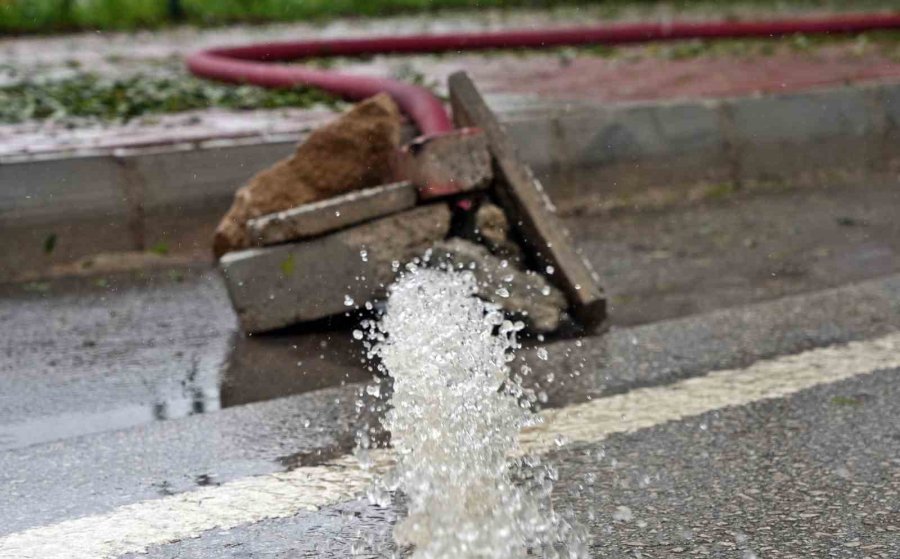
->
[213,93,402,257]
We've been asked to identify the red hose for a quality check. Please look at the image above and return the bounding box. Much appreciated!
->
[187,12,900,136]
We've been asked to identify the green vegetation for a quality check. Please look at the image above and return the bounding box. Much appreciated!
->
[43,233,58,254]
[830,395,866,407]
[149,241,170,255]
[1,0,894,34]
[0,72,339,123]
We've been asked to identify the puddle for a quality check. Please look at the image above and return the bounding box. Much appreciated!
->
[0,389,220,452]
[1,323,370,452]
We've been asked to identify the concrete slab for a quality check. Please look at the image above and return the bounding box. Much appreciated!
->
[220,203,450,333]
[246,181,417,246]
[395,128,492,198]
[449,71,606,329]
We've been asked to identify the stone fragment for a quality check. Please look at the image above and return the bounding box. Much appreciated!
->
[247,181,417,246]
[428,238,567,333]
[474,202,523,262]
[220,204,451,333]
[395,127,492,198]
[214,94,403,257]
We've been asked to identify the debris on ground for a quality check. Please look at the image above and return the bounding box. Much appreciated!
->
[215,75,604,335]
[427,238,567,333]
[213,93,402,257]
[473,201,523,263]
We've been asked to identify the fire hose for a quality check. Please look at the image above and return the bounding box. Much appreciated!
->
[187,12,900,136]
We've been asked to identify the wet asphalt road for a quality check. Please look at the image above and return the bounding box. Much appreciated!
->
[1,183,900,556]
[113,368,899,559]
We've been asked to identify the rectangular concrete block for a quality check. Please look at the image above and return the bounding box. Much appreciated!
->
[728,87,880,183]
[503,100,728,208]
[246,181,417,246]
[220,203,451,333]
[449,71,606,329]
[882,82,900,128]
[730,88,875,144]
[133,140,297,213]
[0,154,127,222]
[396,128,492,199]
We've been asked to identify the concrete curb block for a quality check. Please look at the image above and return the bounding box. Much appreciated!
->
[504,80,900,212]
[3,80,899,280]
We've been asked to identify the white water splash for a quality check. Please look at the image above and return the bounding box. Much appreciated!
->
[364,267,586,558]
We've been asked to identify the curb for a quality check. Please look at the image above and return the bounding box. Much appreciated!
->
[2,80,899,281]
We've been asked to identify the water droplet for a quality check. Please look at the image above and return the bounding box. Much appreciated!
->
[541,286,551,296]
[344,294,355,307]
[352,329,364,340]
[536,348,548,361]
[545,265,555,275]
[362,268,583,555]
[613,505,633,522]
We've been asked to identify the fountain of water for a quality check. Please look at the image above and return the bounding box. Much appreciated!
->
[361,266,587,558]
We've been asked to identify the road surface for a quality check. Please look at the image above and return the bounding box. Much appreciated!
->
[1,182,899,557]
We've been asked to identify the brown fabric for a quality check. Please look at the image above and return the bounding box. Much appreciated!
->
[213,93,402,258]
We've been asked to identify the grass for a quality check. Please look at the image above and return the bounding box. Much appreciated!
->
[0,71,339,123]
[1,0,896,34]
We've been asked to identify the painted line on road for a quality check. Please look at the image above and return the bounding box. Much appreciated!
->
[3,331,900,558]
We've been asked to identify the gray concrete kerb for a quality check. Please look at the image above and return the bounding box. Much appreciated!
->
[3,79,900,282]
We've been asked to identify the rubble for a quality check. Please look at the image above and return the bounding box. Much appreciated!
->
[213,93,402,257]
[474,202,523,262]
[427,238,567,333]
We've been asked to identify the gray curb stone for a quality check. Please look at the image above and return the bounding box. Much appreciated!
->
[3,80,900,281]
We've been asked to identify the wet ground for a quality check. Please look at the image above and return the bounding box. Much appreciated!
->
[3,181,900,448]
[2,179,900,556]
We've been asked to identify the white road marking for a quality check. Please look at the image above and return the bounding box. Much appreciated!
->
[3,332,900,558]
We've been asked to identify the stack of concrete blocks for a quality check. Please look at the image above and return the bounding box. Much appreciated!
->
[219,130,493,334]
[220,73,607,335]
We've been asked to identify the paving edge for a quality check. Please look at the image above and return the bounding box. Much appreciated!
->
[2,80,899,280]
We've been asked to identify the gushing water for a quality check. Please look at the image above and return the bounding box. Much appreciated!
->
[362,267,586,558]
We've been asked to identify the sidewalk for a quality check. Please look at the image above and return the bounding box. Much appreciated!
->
[1,7,899,158]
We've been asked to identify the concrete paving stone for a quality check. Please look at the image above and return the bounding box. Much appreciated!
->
[881,81,900,143]
[247,181,417,246]
[729,87,876,144]
[728,87,882,183]
[220,203,451,333]
[134,140,296,213]
[0,154,126,222]
[651,100,724,154]
[396,128,492,198]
